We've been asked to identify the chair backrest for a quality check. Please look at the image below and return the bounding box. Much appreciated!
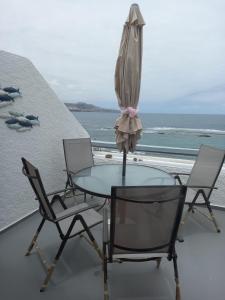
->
[187,145,225,197]
[21,157,56,220]
[63,138,94,176]
[109,185,186,260]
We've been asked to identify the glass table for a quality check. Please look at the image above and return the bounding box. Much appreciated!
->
[72,164,175,198]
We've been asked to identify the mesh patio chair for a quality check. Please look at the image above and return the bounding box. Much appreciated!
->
[63,138,94,199]
[21,157,102,292]
[171,145,225,232]
[103,185,187,300]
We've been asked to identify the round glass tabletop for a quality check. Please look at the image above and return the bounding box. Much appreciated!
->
[72,164,175,198]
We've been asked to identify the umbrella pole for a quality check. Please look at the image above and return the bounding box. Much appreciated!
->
[122,149,127,177]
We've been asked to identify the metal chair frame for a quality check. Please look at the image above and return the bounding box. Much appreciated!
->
[103,185,187,300]
[62,138,94,197]
[171,145,225,232]
[21,157,102,292]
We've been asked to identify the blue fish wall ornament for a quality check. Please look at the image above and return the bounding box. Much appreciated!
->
[25,115,39,120]
[5,118,18,125]
[0,94,14,102]
[7,123,22,130]
[3,87,21,94]
[9,111,24,117]
[0,101,13,108]
[18,120,33,127]
[0,90,8,96]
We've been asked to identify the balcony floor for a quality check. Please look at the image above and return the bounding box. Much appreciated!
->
[1,203,225,300]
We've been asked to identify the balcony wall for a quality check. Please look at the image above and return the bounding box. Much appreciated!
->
[0,50,88,230]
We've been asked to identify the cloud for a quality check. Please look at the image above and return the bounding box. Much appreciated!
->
[1,0,225,113]
[182,85,225,104]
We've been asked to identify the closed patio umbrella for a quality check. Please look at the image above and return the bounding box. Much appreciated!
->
[115,3,145,176]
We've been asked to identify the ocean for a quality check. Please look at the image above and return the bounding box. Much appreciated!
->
[73,112,225,150]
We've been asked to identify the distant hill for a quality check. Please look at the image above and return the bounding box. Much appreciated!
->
[65,102,119,113]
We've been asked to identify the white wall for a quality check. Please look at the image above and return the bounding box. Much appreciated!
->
[0,50,89,230]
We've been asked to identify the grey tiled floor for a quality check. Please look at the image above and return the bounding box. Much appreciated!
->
[0,200,225,300]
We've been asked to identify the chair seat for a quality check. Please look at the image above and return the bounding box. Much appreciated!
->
[113,253,168,260]
[103,185,186,300]
[56,203,103,236]
[22,157,102,292]
[104,220,171,255]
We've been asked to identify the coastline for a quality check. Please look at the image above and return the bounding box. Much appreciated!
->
[64,102,119,113]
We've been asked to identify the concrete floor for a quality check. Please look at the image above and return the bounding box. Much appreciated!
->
[0,205,225,300]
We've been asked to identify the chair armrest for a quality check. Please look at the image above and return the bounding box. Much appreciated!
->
[63,169,67,173]
[169,172,190,176]
[55,203,100,222]
[187,185,218,190]
[68,170,77,176]
[45,187,73,197]
[50,194,67,209]
[63,169,76,175]
[103,207,109,243]
[35,188,73,200]
[169,173,190,185]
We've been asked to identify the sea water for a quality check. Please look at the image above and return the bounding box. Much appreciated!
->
[73,112,225,150]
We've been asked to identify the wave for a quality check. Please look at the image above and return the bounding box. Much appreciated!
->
[143,127,225,135]
[98,127,113,131]
[95,126,225,135]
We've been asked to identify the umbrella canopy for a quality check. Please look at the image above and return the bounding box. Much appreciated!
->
[115,3,145,153]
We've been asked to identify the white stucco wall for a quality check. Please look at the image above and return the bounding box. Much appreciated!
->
[0,50,89,230]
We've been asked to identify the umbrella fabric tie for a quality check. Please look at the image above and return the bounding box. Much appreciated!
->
[121,107,138,118]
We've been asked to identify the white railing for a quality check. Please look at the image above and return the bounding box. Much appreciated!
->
[91,140,199,157]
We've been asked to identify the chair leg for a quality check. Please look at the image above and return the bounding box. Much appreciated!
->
[64,175,76,197]
[156,257,162,268]
[40,259,57,292]
[181,192,199,226]
[40,237,69,292]
[104,280,109,300]
[183,190,220,233]
[205,199,220,233]
[78,215,103,260]
[40,216,79,292]
[180,206,191,227]
[40,214,102,292]
[25,218,45,256]
[103,243,109,300]
[173,255,181,300]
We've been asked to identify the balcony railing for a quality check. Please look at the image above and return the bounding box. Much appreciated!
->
[92,140,225,210]
[91,140,198,158]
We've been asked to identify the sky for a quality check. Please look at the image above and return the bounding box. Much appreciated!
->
[1,0,225,114]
